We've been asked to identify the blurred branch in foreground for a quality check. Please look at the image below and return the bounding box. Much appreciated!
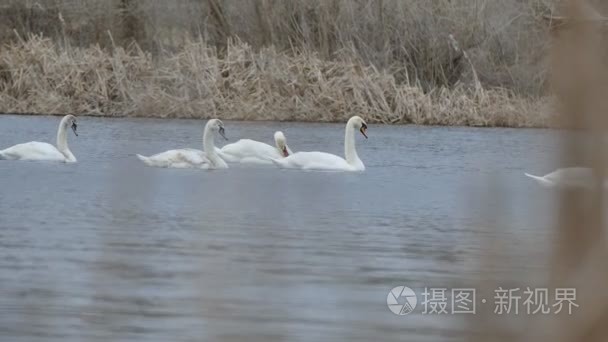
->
[471,0,608,340]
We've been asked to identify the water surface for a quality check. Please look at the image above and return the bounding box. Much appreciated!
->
[0,115,563,341]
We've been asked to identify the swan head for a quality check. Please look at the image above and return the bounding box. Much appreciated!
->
[207,119,228,140]
[274,131,289,157]
[349,116,368,139]
[64,115,78,137]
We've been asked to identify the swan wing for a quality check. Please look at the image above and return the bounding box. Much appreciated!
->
[220,139,280,163]
[273,151,353,171]
[137,148,211,168]
[238,156,275,165]
[524,173,555,187]
[214,147,240,163]
[544,167,594,181]
[526,167,597,188]
[0,142,66,161]
[548,167,598,187]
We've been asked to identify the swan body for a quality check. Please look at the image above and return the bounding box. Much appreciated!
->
[271,116,368,172]
[217,131,293,165]
[275,151,360,171]
[137,119,228,169]
[525,167,598,188]
[0,115,78,163]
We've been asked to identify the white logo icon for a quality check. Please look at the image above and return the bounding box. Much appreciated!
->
[387,286,417,315]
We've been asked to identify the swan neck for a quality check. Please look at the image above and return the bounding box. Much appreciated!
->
[275,139,288,156]
[56,117,74,160]
[275,139,281,154]
[203,125,221,164]
[344,121,360,165]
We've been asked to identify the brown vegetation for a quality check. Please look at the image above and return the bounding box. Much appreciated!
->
[0,0,570,126]
[0,35,551,125]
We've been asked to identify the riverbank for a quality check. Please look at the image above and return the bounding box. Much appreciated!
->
[0,36,553,127]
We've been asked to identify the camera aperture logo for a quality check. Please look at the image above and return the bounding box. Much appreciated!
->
[387,286,417,315]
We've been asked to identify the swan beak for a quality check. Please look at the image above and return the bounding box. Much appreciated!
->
[71,122,78,137]
[360,125,368,139]
[282,146,289,157]
[219,127,228,140]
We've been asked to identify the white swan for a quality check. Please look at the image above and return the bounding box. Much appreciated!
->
[136,119,228,169]
[524,167,599,188]
[271,116,367,172]
[216,131,293,165]
[0,114,78,163]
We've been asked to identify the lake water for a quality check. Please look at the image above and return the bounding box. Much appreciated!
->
[0,115,565,341]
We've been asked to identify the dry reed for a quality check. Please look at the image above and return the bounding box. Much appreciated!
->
[0,34,551,126]
[0,0,554,94]
[0,0,565,126]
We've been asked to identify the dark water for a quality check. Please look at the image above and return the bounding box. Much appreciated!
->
[0,115,562,341]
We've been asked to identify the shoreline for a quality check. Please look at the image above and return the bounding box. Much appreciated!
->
[0,111,556,130]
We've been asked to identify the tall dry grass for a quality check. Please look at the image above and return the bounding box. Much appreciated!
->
[0,0,564,125]
[0,35,550,126]
[0,0,556,93]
